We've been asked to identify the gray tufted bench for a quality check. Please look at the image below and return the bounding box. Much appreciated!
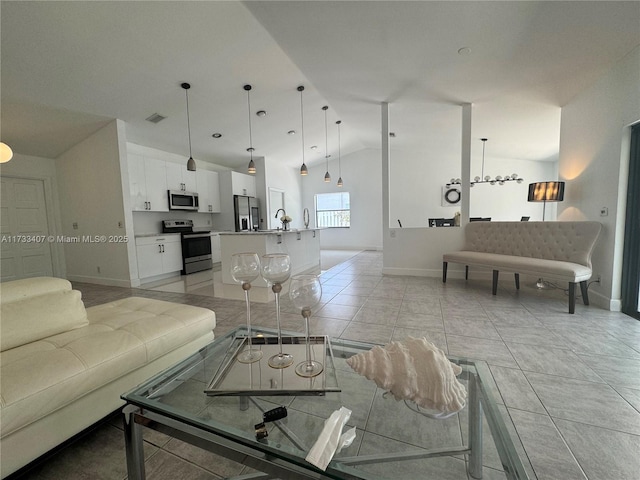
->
[442,221,602,313]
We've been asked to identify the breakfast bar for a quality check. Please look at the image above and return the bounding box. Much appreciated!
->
[219,229,321,287]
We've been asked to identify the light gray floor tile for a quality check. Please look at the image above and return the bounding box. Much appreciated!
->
[549,327,640,358]
[328,293,368,307]
[508,409,586,480]
[506,343,603,382]
[163,437,245,478]
[396,311,445,332]
[364,389,462,450]
[495,325,567,348]
[352,304,399,326]
[555,418,640,480]
[578,354,640,389]
[484,307,544,327]
[355,431,469,480]
[489,366,545,414]
[314,303,361,320]
[144,449,220,480]
[340,321,394,345]
[525,372,640,435]
[614,386,640,412]
[400,298,441,316]
[444,316,502,340]
[447,335,518,368]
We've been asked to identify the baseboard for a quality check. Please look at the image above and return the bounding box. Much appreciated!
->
[589,289,621,311]
[65,274,133,288]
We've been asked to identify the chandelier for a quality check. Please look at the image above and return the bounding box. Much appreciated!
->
[447,138,523,187]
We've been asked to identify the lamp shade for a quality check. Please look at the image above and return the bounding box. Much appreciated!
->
[528,181,565,202]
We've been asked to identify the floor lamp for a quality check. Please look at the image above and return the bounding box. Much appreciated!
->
[528,181,566,287]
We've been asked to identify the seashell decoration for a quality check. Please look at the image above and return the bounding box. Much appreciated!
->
[346,337,467,415]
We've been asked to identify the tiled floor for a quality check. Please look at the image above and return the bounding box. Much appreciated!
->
[15,251,640,479]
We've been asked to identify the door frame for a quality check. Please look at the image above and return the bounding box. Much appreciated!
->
[621,123,640,319]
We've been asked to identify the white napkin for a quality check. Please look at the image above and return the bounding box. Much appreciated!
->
[305,406,353,471]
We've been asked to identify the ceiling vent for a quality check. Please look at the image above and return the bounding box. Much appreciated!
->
[145,113,166,124]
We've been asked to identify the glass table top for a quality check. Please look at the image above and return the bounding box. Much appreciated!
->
[122,326,529,479]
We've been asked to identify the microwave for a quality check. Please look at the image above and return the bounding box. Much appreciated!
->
[168,190,199,211]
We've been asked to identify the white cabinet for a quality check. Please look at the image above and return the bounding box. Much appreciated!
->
[196,170,221,213]
[128,154,169,212]
[210,233,221,263]
[231,171,256,197]
[135,235,182,279]
[166,162,197,193]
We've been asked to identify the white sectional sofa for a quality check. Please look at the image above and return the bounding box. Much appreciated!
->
[443,221,602,313]
[0,277,216,478]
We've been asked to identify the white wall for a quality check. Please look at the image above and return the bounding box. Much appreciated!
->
[55,120,132,287]
[302,148,383,250]
[470,157,558,221]
[262,155,304,231]
[0,152,66,278]
[558,45,640,310]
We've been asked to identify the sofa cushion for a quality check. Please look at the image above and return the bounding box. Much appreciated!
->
[1,289,89,351]
[0,277,72,303]
[0,296,215,438]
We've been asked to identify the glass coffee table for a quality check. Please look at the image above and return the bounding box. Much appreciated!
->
[122,326,529,479]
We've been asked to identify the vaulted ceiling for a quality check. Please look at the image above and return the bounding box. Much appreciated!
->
[2,1,639,169]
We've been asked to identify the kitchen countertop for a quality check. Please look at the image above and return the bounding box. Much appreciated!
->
[134,232,181,238]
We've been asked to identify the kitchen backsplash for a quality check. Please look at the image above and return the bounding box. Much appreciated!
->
[133,211,219,235]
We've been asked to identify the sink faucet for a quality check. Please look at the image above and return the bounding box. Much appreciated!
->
[275,208,286,219]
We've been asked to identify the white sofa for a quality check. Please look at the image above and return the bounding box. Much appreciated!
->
[0,277,216,478]
[442,221,602,313]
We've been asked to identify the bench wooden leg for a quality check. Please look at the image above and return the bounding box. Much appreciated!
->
[514,273,520,290]
[465,265,469,280]
[443,262,448,283]
[569,282,576,314]
[492,270,499,295]
[580,281,589,305]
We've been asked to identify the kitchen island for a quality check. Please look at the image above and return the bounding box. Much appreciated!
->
[219,229,321,287]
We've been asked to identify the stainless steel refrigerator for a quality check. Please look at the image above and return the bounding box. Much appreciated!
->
[234,195,260,231]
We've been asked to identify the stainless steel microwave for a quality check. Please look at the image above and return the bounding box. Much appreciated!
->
[168,190,199,211]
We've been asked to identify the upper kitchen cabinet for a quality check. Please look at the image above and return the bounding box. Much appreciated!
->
[196,170,221,213]
[166,162,197,193]
[224,171,256,197]
[128,153,169,212]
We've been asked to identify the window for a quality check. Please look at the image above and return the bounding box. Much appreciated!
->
[315,192,350,228]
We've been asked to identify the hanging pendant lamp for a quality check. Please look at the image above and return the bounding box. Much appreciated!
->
[244,85,256,174]
[297,86,308,175]
[336,120,343,187]
[181,83,196,172]
[322,106,331,182]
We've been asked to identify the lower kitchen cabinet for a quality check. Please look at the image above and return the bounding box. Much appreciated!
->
[135,234,182,279]
[210,233,221,264]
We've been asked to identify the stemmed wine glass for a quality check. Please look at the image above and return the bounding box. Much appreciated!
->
[289,274,323,377]
[230,253,263,363]
[261,253,294,368]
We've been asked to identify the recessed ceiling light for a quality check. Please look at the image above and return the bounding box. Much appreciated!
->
[256,110,267,117]
[457,47,471,55]
[287,130,296,135]
[212,133,222,138]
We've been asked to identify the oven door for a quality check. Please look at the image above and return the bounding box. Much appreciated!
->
[181,233,212,274]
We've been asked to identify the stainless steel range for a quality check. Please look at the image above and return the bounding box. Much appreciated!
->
[162,220,212,274]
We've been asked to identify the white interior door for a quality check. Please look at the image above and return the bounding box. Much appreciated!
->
[1,177,53,281]
[268,188,285,229]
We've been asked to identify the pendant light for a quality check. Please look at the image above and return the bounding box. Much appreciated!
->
[322,106,331,182]
[244,85,256,174]
[181,83,196,172]
[0,142,14,163]
[297,86,308,175]
[446,138,523,187]
[336,120,343,187]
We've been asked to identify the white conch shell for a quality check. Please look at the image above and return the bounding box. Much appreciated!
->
[346,337,466,414]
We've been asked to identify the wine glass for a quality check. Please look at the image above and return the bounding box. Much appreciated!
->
[261,254,293,369]
[230,253,263,363]
[289,274,323,377]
